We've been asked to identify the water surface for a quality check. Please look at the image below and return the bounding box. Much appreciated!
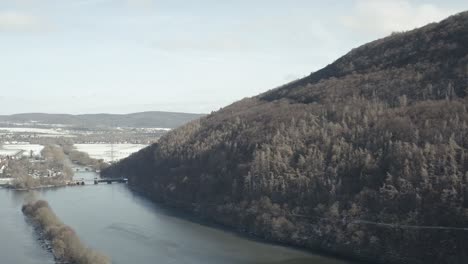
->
[0,171,354,264]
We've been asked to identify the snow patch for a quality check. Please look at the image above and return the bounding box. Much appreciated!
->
[74,144,147,162]
[0,144,44,157]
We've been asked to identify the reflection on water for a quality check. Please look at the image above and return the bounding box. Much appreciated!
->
[0,188,52,264]
[0,171,354,264]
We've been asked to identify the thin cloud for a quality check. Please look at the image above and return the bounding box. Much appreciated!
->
[0,11,44,32]
[126,0,154,8]
[71,0,115,7]
[153,15,336,55]
[341,0,453,35]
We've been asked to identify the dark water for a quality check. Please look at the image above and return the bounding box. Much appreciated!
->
[0,171,353,264]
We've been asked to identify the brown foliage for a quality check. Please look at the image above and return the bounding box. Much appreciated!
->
[22,200,110,264]
[103,11,468,264]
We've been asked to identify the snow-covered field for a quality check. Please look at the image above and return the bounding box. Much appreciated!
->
[0,149,22,156]
[138,127,172,132]
[0,178,14,186]
[0,144,44,157]
[74,144,148,162]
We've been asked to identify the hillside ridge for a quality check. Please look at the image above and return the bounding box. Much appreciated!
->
[262,11,468,103]
[103,11,468,264]
[0,111,205,128]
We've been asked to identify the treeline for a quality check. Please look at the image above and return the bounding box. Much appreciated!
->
[5,139,108,189]
[103,11,468,264]
[59,141,109,171]
[39,138,109,170]
[22,200,110,264]
[7,145,73,189]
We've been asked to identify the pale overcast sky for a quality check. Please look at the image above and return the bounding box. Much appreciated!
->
[0,0,467,114]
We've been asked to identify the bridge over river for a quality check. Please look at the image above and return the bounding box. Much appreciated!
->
[94,177,128,184]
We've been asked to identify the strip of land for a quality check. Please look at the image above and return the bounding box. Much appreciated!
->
[22,199,110,264]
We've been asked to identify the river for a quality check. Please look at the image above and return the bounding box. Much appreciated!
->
[0,170,354,264]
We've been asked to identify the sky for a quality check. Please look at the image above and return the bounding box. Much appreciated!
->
[0,0,467,114]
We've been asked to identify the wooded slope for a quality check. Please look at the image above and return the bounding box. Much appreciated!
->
[103,11,468,264]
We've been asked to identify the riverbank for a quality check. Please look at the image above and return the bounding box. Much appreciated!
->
[2,176,86,191]
[6,183,67,191]
[5,182,87,191]
[5,179,70,191]
[0,182,346,264]
[1,142,106,191]
[126,185,365,264]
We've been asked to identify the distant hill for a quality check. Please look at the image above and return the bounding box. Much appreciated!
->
[0,111,205,129]
[103,11,468,264]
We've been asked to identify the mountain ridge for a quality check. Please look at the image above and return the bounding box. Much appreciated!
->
[103,11,468,264]
[263,11,468,104]
[0,111,205,128]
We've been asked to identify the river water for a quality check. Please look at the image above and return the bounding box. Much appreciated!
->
[0,170,353,264]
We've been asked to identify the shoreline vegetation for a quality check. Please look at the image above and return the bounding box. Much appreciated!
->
[4,140,108,190]
[22,199,110,264]
[6,145,73,190]
[59,140,110,172]
[127,185,364,264]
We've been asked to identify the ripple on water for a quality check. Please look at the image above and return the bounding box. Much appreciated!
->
[106,222,152,241]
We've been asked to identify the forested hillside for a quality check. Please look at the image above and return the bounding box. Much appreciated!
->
[103,11,468,264]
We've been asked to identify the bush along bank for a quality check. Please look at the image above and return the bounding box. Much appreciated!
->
[22,200,110,264]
